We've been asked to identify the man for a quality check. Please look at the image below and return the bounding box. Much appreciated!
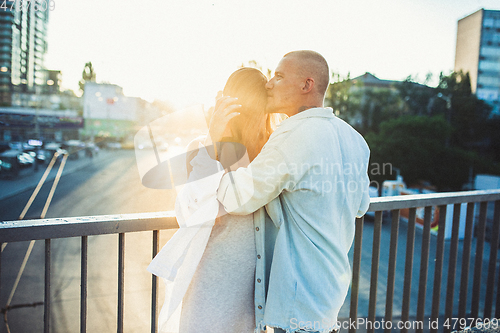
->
[213,50,370,333]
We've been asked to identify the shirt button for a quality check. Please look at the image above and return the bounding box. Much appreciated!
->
[258,305,262,310]
[257,278,261,283]
[257,254,261,259]
[255,227,260,231]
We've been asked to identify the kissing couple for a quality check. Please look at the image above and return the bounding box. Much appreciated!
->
[148,50,371,333]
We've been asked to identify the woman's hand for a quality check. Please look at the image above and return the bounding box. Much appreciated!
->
[206,96,241,145]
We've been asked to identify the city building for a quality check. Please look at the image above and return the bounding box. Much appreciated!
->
[328,73,408,128]
[0,8,84,143]
[83,82,162,141]
[0,107,83,142]
[351,72,400,90]
[0,7,50,105]
[455,9,500,115]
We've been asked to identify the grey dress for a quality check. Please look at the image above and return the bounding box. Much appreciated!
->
[179,213,256,333]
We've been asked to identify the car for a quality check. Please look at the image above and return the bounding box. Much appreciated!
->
[8,142,23,150]
[0,149,35,178]
[85,142,99,157]
[0,142,10,153]
[62,140,85,160]
[107,142,122,150]
[23,145,47,164]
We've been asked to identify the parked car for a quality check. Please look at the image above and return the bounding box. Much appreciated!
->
[107,142,122,150]
[23,145,47,164]
[0,150,35,178]
[62,140,85,160]
[0,142,10,153]
[8,142,23,151]
[85,142,99,157]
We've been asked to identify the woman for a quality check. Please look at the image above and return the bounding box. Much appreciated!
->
[148,67,281,333]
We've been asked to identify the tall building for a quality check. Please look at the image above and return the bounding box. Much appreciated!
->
[0,6,49,105]
[455,9,500,114]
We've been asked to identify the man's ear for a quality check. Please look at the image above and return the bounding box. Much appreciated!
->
[301,78,315,94]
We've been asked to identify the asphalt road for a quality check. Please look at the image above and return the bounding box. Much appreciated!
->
[0,149,178,333]
[0,149,498,332]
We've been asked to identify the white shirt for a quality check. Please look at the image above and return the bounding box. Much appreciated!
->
[217,107,371,332]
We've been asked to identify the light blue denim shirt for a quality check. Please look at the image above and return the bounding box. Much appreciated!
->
[218,108,371,333]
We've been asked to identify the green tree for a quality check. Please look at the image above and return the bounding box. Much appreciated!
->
[79,62,96,93]
[326,74,405,134]
[436,71,492,150]
[325,73,358,121]
[365,115,477,190]
[356,88,405,134]
[396,75,437,116]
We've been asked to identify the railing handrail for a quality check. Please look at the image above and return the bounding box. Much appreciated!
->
[1,189,500,243]
[369,189,500,211]
[0,211,177,243]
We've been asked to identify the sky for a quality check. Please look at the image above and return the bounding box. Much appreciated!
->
[44,0,500,110]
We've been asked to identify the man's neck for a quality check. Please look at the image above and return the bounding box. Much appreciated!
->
[298,105,320,113]
[286,104,323,117]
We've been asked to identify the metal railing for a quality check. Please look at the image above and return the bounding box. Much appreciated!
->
[1,189,500,333]
[349,189,500,333]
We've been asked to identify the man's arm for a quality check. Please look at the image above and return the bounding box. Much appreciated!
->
[217,146,291,215]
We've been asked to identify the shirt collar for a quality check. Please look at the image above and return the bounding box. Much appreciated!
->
[278,107,334,127]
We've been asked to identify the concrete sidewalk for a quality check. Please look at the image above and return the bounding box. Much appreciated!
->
[0,149,119,201]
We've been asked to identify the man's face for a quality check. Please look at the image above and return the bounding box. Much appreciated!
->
[265,56,303,115]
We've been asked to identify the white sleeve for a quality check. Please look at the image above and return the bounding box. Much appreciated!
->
[217,146,293,215]
[176,143,225,227]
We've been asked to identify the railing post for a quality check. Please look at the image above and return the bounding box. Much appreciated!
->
[367,211,383,333]
[458,202,475,319]
[384,209,400,333]
[431,205,447,333]
[44,239,51,333]
[416,206,432,333]
[118,233,125,333]
[496,201,500,319]
[401,208,416,333]
[152,230,159,333]
[0,242,2,310]
[349,216,364,333]
[471,201,487,319]
[444,204,461,332]
[81,236,88,333]
[485,200,500,318]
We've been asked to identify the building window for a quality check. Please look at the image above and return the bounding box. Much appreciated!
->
[479,61,500,71]
[478,76,500,87]
[484,18,495,27]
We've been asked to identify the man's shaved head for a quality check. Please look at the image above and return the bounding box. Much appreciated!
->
[283,50,330,96]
